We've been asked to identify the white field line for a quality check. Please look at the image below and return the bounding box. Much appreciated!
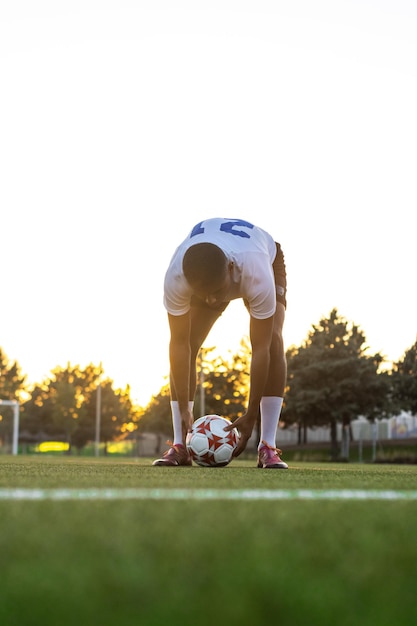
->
[1,488,417,501]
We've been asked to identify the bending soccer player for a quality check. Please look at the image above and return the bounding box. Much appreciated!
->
[153,217,288,469]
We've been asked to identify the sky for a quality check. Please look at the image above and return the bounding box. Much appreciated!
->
[1,0,416,407]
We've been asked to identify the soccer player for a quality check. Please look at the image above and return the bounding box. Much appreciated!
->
[153,218,288,469]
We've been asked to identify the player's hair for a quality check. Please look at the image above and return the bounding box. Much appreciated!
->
[182,243,227,289]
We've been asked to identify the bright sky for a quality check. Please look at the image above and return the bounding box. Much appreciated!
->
[1,0,416,407]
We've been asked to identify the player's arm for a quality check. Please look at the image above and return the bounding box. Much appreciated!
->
[168,312,194,434]
[225,315,274,455]
[248,314,274,410]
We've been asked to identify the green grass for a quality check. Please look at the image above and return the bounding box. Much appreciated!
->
[1,456,416,626]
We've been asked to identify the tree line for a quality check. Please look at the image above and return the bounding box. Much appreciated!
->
[1,309,416,457]
[0,361,139,453]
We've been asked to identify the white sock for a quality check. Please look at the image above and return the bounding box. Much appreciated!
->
[171,400,194,445]
[258,396,283,450]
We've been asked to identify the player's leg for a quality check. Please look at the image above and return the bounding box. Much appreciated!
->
[169,299,226,404]
[258,243,288,469]
[153,301,226,466]
[188,303,225,398]
[263,301,286,396]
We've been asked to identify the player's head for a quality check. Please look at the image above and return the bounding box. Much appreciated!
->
[183,243,228,294]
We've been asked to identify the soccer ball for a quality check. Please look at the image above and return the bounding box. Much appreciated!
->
[186,414,239,467]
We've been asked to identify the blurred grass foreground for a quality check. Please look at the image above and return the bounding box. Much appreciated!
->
[1,456,416,626]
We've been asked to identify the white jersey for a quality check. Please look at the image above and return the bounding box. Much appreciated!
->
[164,218,278,319]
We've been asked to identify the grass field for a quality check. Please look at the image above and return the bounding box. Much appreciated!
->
[1,456,416,626]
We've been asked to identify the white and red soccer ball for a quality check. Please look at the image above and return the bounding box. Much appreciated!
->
[186,414,239,467]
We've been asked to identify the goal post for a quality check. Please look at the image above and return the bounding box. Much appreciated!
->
[0,400,20,455]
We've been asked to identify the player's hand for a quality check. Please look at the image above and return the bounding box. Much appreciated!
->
[224,412,257,457]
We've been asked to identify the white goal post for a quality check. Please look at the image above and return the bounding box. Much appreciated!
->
[0,400,19,455]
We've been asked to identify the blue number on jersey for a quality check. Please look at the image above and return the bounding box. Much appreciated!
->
[190,221,205,237]
[190,219,254,239]
[220,219,254,238]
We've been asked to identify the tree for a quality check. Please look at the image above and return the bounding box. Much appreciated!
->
[284,309,390,460]
[137,384,172,451]
[391,337,417,414]
[78,380,138,452]
[0,348,26,448]
[21,383,58,439]
[21,363,139,452]
[52,376,87,444]
[140,384,171,433]
[0,348,26,400]
[137,341,251,439]
[196,341,249,421]
[21,364,90,447]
